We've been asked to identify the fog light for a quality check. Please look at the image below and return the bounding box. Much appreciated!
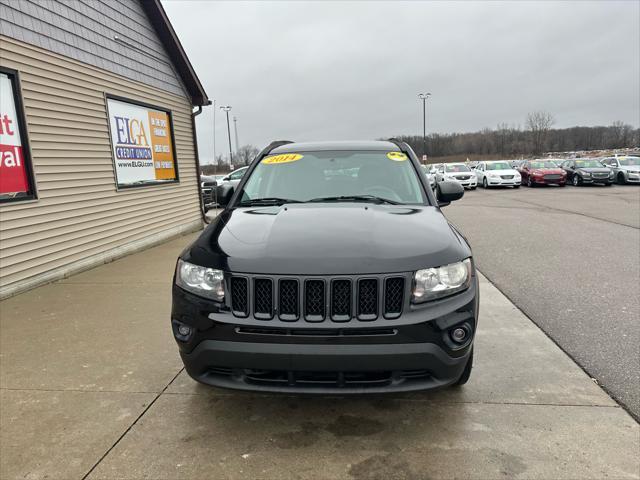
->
[451,327,468,343]
[178,325,192,336]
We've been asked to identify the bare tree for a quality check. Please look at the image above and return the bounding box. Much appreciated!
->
[610,120,633,148]
[235,145,260,166]
[526,111,555,155]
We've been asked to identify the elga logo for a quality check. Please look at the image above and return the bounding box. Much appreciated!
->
[114,116,152,160]
[115,116,149,146]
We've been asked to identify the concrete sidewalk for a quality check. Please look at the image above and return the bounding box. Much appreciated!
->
[1,234,638,480]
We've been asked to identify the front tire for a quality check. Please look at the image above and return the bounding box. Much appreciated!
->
[527,177,534,187]
[483,178,488,189]
[572,175,580,186]
[454,349,473,386]
[618,172,626,185]
[514,185,520,189]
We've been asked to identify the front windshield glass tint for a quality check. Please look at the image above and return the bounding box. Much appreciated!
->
[619,157,640,166]
[239,150,426,204]
[486,162,511,170]
[445,164,470,172]
[575,160,605,168]
[530,161,558,169]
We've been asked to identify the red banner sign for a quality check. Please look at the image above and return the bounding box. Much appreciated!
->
[0,72,30,197]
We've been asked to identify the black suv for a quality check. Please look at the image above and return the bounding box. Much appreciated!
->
[172,140,478,393]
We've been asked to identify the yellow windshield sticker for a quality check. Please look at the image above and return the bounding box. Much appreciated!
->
[387,151,408,161]
[262,153,303,164]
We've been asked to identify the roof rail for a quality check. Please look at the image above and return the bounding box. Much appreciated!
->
[253,140,295,162]
[386,137,408,151]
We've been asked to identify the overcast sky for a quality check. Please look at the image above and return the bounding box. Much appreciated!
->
[162,0,640,164]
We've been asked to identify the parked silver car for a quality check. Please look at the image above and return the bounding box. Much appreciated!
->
[420,164,436,189]
[600,156,640,184]
[435,163,477,190]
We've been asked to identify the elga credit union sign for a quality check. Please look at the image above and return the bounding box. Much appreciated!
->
[0,72,31,198]
[106,97,177,187]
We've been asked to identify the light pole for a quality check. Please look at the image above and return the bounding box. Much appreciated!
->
[418,93,431,161]
[233,116,240,161]
[220,105,233,166]
[212,99,216,165]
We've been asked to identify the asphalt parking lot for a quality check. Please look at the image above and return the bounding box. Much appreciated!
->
[444,183,640,420]
[1,230,639,479]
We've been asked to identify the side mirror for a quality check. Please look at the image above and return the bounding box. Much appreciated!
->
[216,184,235,207]
[436,181,464,207]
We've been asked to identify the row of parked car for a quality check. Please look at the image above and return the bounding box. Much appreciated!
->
[200,166,249,210]
[422,155,640,190]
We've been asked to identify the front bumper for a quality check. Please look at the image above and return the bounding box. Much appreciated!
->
[531,175,566,185]
[181,340,471,393]
[485,176,520,186]
[172,274,479,393]
[449,177,477,188]
[581,176,612,184]
[624,173,640,183]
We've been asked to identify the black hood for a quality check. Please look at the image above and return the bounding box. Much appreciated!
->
[578,167,610,174]
[184,204,470,275]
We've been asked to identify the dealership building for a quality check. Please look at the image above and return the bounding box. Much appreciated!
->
[0,0,209,298]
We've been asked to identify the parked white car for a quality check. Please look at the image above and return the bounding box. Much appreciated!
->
[475,161,521,188]
[435,163,477,190]
[218,166,249,188]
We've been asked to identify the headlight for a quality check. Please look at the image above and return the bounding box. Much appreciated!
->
[412,258,472,303]
[175,259,225,301]
[582,171,591,177]
[487,172,498,177]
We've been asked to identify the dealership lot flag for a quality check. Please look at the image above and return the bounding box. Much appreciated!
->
[0,73,28,195]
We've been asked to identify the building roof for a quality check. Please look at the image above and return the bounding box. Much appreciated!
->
[141,0,210,106]
[272,140,399,153]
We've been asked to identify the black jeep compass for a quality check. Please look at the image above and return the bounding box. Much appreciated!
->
[172,139,477,393]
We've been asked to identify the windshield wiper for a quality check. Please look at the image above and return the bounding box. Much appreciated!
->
[237,197,303,206]
[307,195,401,205]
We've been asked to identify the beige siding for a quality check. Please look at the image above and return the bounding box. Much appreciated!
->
[0,36,202,295]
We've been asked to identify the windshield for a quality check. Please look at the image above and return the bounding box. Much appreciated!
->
[529,161,558,169]
[486,162,511,170]
[238,150,427,205]
[445,164,470,172]
[575,160,605,168]
[619,157,640,166]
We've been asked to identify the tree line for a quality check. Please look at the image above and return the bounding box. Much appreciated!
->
[396,113,638,160]
[202,112,639,174]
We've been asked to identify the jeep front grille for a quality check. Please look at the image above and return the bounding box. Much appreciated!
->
[384,277,404,319]
[358,279,379,320]
[228,274,407,323]
[304,280,325,321]
[230,277,249,317]
[278,279,299,320]
[253,278,273,319]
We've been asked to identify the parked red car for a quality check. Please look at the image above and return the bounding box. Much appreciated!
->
[518,160,567,187]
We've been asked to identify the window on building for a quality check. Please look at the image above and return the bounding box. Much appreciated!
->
[105,95,179,189]
[0,67,36,203]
